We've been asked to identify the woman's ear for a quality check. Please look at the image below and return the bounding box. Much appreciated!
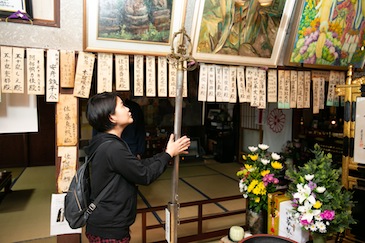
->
[109,114,117,124]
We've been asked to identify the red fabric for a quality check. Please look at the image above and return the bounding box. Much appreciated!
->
[86,233,130,243]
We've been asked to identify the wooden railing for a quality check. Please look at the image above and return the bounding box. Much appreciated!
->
[136,194,246,243]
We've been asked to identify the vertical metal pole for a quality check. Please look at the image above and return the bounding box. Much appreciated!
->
[169,61,184,243]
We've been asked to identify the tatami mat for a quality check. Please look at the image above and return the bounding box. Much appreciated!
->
[0,161,244,243]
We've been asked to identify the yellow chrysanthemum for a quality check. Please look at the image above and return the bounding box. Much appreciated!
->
[248,154,258,161]
[252,181,267,195]
[271,161,283,170]
[313,200,322,209]
[247,180,258,192]
[255,197,260,203]
[261,170,270,177]
[244,164,252,170]
[242,155,247,160]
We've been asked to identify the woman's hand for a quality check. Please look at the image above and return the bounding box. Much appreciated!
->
[165,134,191,157]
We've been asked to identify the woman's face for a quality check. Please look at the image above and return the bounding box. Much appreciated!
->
[110,97,133,128]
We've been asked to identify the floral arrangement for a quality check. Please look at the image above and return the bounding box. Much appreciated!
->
[281,139,312,168]
[237,144,283,213]
[285,144,356,237]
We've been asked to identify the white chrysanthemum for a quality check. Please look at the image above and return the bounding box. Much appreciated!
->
[271,152,281,160]
[258,144,269,150]
[315,221,327,233]
[316,186,326,193]
[305,174,314,181]
[309,224,318,232]
[243,193,248,198]
[314,214,323,221]
[248,146,258,152]
[261,158,270,165]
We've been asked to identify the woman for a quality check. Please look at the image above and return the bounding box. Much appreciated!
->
[85,92,190,242]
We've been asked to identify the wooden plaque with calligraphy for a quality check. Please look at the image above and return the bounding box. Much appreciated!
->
[56,94,78,146]
[57,146,77,193]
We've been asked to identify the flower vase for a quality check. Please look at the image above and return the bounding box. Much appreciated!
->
[312,233,327,243]
[247,209,267,234]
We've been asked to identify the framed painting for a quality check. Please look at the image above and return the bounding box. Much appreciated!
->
[0,0,33,19]
[84,0,187,56]
[190,0,296,67]
[286,0,365,70]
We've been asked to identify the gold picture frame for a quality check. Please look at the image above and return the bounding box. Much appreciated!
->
[83,0,187,55]
[190,0,296,67]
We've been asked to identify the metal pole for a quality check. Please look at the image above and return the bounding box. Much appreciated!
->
[166,1,197,240]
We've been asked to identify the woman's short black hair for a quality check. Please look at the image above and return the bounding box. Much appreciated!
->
[86,92,121,133]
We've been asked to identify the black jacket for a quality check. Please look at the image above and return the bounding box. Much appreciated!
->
[85,132,171,239]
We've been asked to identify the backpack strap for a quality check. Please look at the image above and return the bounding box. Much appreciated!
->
[85,140,118,215]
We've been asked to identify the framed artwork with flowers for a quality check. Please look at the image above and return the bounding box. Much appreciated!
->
[285,0,365,70]
[84,0,187,55]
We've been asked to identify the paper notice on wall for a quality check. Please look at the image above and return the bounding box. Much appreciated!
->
[134,55,144,96]
[73,52,95,98]
[207,65,215,102]
[27,48,45,95]
[158,56,168,97]
[327,71,339,106]
[267,69,277,103]
[50,193,82,235]
[198,64,207,101]
[97,53,113,93]
[60,50,75,88]
[46,49,60,102]
[146,56,156,97]
[245,67,256,103]
[215,65,223,102]
[319,77,325,110]
[115,54,130,91]
[229,66,237,103]
[290,70,297,108]
[297,71,304,108]
[12,47,25,94]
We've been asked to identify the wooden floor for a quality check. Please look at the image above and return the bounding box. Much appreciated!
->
[0,159,245,243]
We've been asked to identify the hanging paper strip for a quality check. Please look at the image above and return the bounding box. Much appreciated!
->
[278,70,290,109]
[207,64,215,102]
[73,52,95,98]
[222,66,230,102]
[60,50,75,88]
[237,66,245,103]
[12,47,25,94]
[304,71,311,108]
[267,69,277,103]
[169,62,177,97]
[245,67,257,103]
[319,77,325,110]
[97,53,113,93]
[27,48,45,95]
[134,55,144,96]
[327,71,338,106]
[258,69,266,109]
[290,70,298,108]
[229,66,237,103]
[215,65,223,102]
[146,56,156,97]
[56,94,78,146]
[46,49,60,102]
[57,146,77,193]
[158,56,167,97]
[250,67,260,107]
[198,64,208,101]
[115,54,130,91]
[297,71,304,109]
[339,72,345,106]
[312,77,320,114]
[1,46,13,93]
